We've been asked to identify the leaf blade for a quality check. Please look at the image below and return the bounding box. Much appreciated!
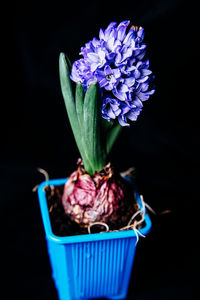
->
[59,53,93,174]
[106,122,122,155]
[75,83,84,127]
[83,83,107,173]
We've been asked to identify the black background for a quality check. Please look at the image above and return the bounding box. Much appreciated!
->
[2,0,199,299]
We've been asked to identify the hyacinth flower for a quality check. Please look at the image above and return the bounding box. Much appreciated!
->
[59,20,155,228]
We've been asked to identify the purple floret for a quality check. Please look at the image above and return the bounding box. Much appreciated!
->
[70,20,155,126]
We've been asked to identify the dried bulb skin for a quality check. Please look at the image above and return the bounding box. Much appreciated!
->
[62,160,138,228]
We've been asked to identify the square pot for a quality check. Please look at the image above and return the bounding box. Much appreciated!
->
[38,178,151,300]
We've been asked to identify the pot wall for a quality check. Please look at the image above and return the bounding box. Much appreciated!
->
[38,178,151,300]
[47,236,136,300]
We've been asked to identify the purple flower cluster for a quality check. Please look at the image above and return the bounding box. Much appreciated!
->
[71,21,155,126]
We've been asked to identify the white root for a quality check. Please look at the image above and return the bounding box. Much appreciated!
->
[87,194,160,245]
[32,168,52,192]
[37,168,49,181]
[88,222,110,234]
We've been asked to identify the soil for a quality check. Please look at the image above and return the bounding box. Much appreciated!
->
[45,182,140,237]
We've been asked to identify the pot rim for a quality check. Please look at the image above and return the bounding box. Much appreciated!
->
[38,178,152,244]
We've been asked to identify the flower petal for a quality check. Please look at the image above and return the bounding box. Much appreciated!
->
[104,65,112,75]
[117,20,130,41]
[113,88,127,101]
[91,62,99,72]
[124,77,135,87]
[99,28,104,40]
[87,53,99,63]
[141,69,152,76]
[107,107,116,119]
[118,115,130,126]
[137,76,149,83]
[133,96,143,108]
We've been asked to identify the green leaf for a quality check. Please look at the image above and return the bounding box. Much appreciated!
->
[83,83,107,174]
[101,117,114,132]
[75,83,84,127]
[59,53,74,112]
[106,122,122,155]
[65,54,72,69]
[59,53,93,174]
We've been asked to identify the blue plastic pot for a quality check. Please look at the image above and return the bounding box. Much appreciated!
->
[38,178,151,300]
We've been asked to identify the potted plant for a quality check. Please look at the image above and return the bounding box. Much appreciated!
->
[37,20,155,300]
